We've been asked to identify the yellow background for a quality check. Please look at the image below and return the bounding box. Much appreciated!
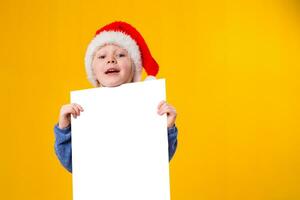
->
[1,0,300,199]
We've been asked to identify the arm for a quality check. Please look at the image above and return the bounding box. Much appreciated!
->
[168,125,178,161]
[54,123,72,173]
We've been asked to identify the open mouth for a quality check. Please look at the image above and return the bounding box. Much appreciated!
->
[105,68,120,74]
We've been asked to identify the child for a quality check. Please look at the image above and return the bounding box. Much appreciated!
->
[53,21,178,173]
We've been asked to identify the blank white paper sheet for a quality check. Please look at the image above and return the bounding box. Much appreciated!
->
[70,79,170,200]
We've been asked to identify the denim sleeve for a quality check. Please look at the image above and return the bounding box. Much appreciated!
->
[168,125,178,161]
[54,123,72,173]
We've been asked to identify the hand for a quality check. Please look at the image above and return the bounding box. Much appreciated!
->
[157,100,177,128]
[58,103,84,129]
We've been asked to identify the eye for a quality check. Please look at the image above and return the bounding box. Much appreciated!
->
[97,55,105,59]
[118,53,126,57]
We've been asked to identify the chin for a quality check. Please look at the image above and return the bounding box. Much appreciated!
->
[99,75,132,87]
[107,83,121,87]
[101,80,123,87]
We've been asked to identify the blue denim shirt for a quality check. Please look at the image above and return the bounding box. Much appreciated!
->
[54,123,178,173]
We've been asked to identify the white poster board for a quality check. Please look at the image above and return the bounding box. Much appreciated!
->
[70,79,170,200]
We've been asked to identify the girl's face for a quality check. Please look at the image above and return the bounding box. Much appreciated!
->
[92,44,134,87]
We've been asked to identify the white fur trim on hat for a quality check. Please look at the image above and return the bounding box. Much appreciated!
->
[85,31,142,87]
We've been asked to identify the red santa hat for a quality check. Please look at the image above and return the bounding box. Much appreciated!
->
[84,21,159,87]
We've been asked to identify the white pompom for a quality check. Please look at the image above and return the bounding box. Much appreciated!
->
[144,75,156,81]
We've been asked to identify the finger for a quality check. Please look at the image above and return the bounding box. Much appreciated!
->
[158,103,167,114]
[73,104,82,116]
[158,106,173,115]
[159,103,170,114]
[73,103,84,112]
[70,109,77,118]
[78,104,84,111]
[73,105,80,116]
[163,104,176,115]
[71,106,79,117]
[157,100,166,109]
[167,105,176,114]
[163,105,177,116]
[157,102,167,114]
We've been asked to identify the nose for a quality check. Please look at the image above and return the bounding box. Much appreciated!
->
[107,56,117,64]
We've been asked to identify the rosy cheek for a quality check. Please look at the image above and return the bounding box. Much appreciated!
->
[93,61,104,70]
